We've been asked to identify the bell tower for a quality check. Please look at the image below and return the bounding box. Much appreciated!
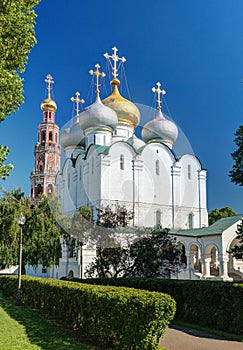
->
[30,74,60,198]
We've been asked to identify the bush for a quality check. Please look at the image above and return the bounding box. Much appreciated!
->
[61,277,243,336]
[0,275,176,350]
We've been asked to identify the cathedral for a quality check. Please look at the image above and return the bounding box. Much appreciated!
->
[27,47,243,282]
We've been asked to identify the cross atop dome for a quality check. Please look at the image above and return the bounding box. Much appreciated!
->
[104,46,126,79]
[70,92,85,119]
[89,63,106,96]
[45,74,54,99]
[152,82,166,111]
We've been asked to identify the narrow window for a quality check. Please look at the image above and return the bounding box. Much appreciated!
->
[188,213,194,229]
[156,210,161,227]
[120,154,124,170]
[55,133,57,143]
[155,159,160,175]
[68,173,70,189]
[79,166,82,180]
[49,131,53,142]
[188,164,191,180]
[92,159,94,174]
[93,135,96,144]
[103,135,106,145]
[42,131,46,143]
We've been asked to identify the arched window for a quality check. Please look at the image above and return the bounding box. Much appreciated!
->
[41,131,46,143]
[156,210,161,227]
[188,213,194,229]
[155,160,160,175]
[48,184,53,194]
[49,131,53,142]
[37,183,43,195]
[120,154,124,170]
[188,164,191,180]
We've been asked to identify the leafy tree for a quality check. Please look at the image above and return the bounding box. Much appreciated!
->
[0,191,62,272]
[229,220,243,259]
[0,0,40,178]
[85,227,183,279]
[97,205,133,228]
[130,228,182,278]
[229,126,243,186]
[208,206,237,225]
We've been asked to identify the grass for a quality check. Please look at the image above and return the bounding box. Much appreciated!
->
[0,292,95,350]
[173,320,243,343]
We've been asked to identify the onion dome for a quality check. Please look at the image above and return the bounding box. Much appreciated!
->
[102,78,140,128]
[79,95,118,132]
[41,97,57,112]
[60,119,85,149]
[142,109,178,148]
[127,134,145,151]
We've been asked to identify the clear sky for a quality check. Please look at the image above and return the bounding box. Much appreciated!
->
[0,0,242,213]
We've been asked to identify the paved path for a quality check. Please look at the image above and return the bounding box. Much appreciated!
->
[160,325,243,350]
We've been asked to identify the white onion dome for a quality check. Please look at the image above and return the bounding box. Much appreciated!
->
[79,95,118,132]
[142,109,178,148]
[41,97,57,112]
[102,78,140,128]
[60,119,85,149]
[127,135,145,151]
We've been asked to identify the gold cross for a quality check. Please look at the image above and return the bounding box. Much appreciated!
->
[70,92,85,118]
[104,46,126,78]
[89,63,106,96]
[152,82,166,111]
[45,74,54,99]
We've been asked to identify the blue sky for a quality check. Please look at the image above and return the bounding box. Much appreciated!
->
[0,0,242,213]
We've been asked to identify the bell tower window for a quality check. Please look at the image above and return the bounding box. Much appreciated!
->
[120,154,124,170]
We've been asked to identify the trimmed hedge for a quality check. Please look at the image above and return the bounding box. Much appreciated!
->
[62,277,243,336]
[0,275,176,350]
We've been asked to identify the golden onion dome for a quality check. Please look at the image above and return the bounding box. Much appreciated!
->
[41,97,57,112]
[102,78,140,128]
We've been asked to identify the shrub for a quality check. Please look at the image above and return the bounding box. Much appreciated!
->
[0,275,176,350]
[61,277,243,336]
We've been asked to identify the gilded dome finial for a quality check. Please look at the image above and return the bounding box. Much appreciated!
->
[89,63,106,96]
[70,92,85,120]
[152,82,166,111]
[104,46,126,85]
[41,74,57,111]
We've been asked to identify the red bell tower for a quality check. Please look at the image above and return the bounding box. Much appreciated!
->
[30,74,60,198]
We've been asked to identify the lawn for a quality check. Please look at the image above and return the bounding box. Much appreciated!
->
[0,292,94,350]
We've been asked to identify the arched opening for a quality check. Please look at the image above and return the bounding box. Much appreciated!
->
[228,238,243,278]
[210,246,219,276]
[36,183,43,196]
[190,244,201,272]
[179,243,187,266]
[188,213,194,229]
[155,159,160,175]
[41,131,46,143]
[120,154,124,170]
[49,131,53,143]
[48,184,53,194]
[156,210,161,227]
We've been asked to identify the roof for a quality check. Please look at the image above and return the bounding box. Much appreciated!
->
[170,215,243,237]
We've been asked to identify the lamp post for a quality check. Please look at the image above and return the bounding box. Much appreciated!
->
[16,213,25,306]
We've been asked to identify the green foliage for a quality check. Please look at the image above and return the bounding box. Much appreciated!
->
[229,125,243,186]
[97,204,133,228]
[0,0,40,178]
[0,275,176,350]
[0,191,62,270]
[85,228,183,279]
[71,277,243,336]
[208,206,237,225]
[0,145,13,180]
[229,220,243,259]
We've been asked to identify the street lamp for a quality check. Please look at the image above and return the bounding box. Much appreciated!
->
[16,213,25,306]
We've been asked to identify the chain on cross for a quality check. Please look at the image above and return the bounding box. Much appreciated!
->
[89,63,106,96]
[104,46,126,79]
[45,74,54,99]
[70,92,85,118]
[152,82,166,111]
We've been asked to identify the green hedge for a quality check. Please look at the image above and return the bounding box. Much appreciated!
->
[0,275,176,350]
[62,277,243,336]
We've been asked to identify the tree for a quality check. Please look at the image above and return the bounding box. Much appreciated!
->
[208,206,237,225]
[0,190,62,272]
[85,227,183,279]
[229,125,243,186]
[0,0,40,178]
[96,205,133,228]
[229,220,243,259]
